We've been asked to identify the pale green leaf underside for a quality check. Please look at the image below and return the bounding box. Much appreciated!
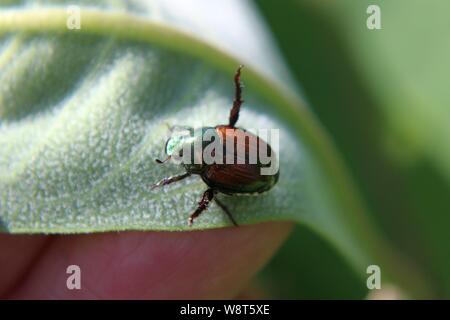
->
[0,4,350,235]
[0,31,306,231]
[0,2,434,297]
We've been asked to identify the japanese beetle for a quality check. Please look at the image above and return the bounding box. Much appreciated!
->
[152,66,279,226]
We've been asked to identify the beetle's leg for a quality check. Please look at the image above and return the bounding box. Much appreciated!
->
[214,197,238,227]
[150,172,190,190]
[189,188,214,226]
[228,65,244,128]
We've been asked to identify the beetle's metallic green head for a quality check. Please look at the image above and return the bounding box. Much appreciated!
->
[162,126,205,173]
[164,127,195,158]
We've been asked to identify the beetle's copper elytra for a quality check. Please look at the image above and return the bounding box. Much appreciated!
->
[152,66,279,226]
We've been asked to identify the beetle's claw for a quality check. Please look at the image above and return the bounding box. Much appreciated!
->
[150,180,165,190]
[150,184,158,190]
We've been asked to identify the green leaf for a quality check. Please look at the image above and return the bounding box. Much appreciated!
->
[0,1,433,297]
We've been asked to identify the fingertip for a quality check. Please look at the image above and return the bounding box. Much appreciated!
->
[10,221,293,299]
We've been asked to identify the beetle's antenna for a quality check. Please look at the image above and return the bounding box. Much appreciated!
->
[228,65,244,128]
[169,125,191,133]
[155,156,171,164]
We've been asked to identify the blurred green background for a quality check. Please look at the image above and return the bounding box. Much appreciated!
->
[256,0,450,298]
